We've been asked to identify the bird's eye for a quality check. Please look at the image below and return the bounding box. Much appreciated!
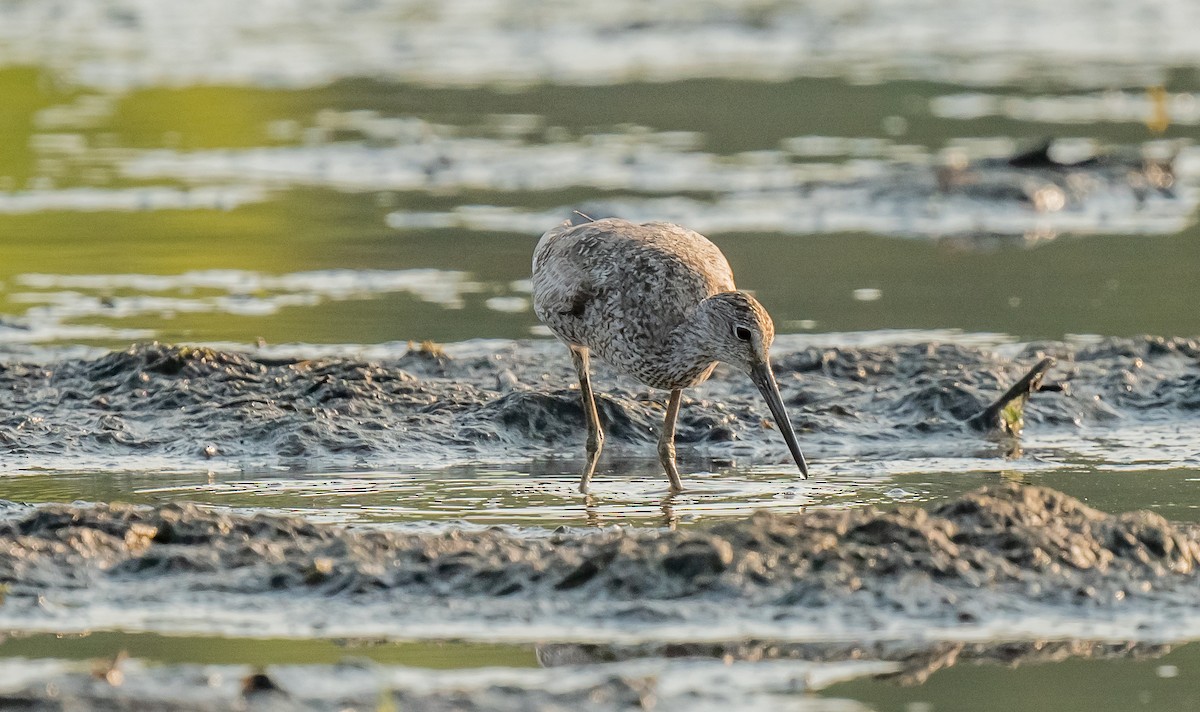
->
[734,326,752,341]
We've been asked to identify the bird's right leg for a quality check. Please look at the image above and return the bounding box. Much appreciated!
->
[658,389,685,492]
[570,346,604,493]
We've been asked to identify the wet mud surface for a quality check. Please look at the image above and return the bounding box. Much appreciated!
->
[0,336,1197,471]
[3,483,1200,642]
[2,339,1199,706]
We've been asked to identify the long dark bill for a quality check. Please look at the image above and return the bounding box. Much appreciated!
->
[750,361,810,479]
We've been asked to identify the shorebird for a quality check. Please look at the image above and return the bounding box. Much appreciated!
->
[532,215,809,493]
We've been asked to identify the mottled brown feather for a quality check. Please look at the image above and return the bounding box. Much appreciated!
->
[532,217,736,389]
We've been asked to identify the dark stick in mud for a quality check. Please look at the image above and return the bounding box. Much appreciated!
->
[967,357,1062,435]
[532,215,809,493]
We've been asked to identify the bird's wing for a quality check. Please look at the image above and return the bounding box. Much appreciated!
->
[532,218,735,348]
[531,223,604,345]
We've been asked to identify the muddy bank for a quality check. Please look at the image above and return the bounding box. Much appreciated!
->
[0,656,891,712]
[3,484,1200,640]
[0,336,1197,470]
[0,642,1184,712]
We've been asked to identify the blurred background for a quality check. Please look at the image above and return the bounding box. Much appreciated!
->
[0,0,1197,351]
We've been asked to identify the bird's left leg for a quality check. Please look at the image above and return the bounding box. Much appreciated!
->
[570,346,604,493]
[658,389,685,492]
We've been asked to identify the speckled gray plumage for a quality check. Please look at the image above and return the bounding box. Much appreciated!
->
[532,217,737,390]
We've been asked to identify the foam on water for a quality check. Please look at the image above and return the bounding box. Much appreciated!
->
[119,130,838,194]
[933,90,1200,125]
[0,321,153,345]
[385,183,1196,240]
[0,186,266,213]
[3,268,492,345]
[2,0,1199,89]
[11,101,1195,247]
[100,115,1198,240]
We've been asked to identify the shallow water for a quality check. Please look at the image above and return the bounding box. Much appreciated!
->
[0,631,537,669]
[823,642,1200,712]
[6,461,1200,528]
[2,70,1200,345]
[3,2,1200,709]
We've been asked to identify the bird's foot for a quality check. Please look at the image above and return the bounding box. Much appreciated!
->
[579,448,602,494]
[658,443,684,492]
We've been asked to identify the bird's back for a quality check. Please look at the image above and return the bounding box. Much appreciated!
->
[532,218,735,387]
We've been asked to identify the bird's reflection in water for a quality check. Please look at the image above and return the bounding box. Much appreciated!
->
[579,492,680,529]
[583,493,601,528]
[660,492,680,530]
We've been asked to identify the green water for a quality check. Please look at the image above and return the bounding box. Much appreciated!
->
[3,461,1200,528]
[3,66,1199,346]
[0,631,536,669]
[823,643,1200,712]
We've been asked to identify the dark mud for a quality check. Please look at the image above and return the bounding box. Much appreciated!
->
[0,335,1197,470]
[936,142,1178,211]
[3,484,1200,640]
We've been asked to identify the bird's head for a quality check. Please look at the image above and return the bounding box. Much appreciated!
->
[695,291,776,373]
[695,291,808,478]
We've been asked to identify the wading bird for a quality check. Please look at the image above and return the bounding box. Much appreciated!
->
[532,215,809,493]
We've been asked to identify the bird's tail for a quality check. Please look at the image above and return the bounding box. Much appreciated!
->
[568,209,595,226]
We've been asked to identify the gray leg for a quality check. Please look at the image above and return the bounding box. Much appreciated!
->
[658,389,684,492]
[570,346,604,493]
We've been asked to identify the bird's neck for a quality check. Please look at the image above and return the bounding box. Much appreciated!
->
[661,309,720,388]
[668,318,712,364]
